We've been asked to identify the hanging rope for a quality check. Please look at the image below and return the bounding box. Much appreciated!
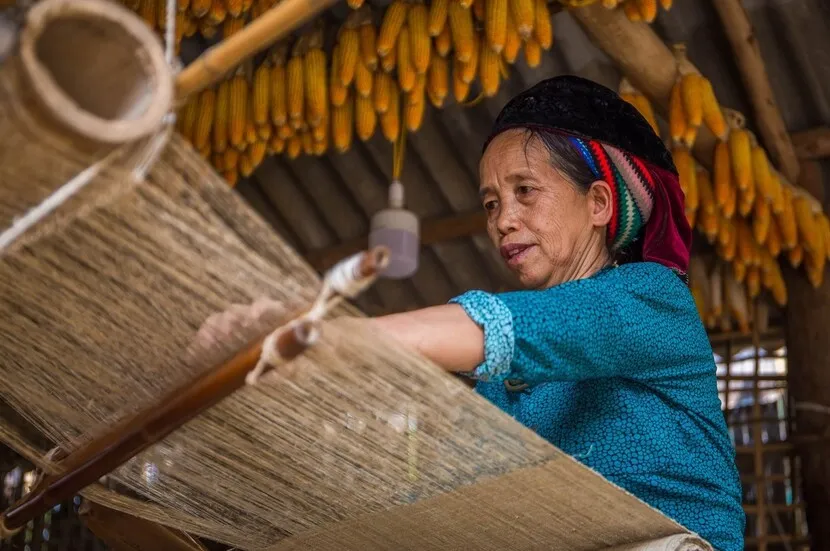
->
[392,119,407,182]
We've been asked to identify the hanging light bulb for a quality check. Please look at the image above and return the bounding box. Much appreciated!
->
[369,179,419,279]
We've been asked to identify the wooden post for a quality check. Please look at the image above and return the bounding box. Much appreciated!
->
[709,0,800,182]
[791,127,830,160]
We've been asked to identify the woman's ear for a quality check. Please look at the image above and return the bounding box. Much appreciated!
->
[588,180,613,228]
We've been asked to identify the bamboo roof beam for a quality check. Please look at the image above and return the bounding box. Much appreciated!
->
[709,0,800,183]
[792,126,830,160]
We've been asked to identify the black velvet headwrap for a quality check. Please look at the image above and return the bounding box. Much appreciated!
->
[483,75,677,175]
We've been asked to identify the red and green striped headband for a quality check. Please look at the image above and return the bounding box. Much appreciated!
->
[567,136,656,251]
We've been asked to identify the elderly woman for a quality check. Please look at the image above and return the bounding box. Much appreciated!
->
[207,76,744,551]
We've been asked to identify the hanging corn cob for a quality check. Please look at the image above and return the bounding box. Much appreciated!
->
[618,77,659,136]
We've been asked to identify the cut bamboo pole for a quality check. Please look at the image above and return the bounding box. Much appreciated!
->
[709,0,800,184]
[175,0,340,102]
[792,126,830,160]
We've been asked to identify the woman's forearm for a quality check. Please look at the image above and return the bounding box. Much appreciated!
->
[368,304,485,373]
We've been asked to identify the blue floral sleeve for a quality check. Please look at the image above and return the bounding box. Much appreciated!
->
[449,263,709,385]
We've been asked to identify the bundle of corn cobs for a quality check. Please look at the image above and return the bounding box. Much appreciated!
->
[114,0,675,183]
[620,45,830,333]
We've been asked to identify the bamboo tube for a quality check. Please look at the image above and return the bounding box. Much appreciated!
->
[0,246,390,535]
[175,0,341,102]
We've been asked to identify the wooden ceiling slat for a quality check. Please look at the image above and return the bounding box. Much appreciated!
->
[286,154,369,241]
[254,158,337,251]
[236,179,303,252]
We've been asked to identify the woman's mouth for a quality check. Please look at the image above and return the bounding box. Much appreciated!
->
[500,243,534,267]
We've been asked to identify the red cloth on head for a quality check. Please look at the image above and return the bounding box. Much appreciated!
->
[640,162,692,278]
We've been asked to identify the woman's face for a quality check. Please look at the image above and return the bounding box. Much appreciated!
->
[479,129,612,289]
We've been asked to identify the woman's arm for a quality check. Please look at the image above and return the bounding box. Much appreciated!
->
[369,304,485,373]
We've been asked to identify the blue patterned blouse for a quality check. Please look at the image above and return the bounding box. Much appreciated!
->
[449,261,745,551]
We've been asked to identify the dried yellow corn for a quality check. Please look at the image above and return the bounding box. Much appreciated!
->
[753,196,771,245]
[198,18,217,39]
[409,4,431,73]
[286,135,302,159]
[225,0,243,17]
[381,40,398,72]
[338,27,360,86]
[301,131,314,155]
[473,0,485,21]
[213,79,229,153]
[208,0,227,24]
[524,36,542,68]
[737,176,755,218]
[269,135,285,154]
[380,81,401,142]
[435,22,453,57]
[330,46,349,107]
[312,116,328,142]
[788,243,803,268]
[820,214,830,262]
[485,0,508,53]
[405,93,426,132]
[183,14,198,37]
[223,148,239,172]
[223,169,238,187]
[212,152,225,172]
[750,145,772,206]
[793,195,821,254]
[767,217,782,257]
[696,166,715,215]
[245,115,258,145]
[223,16,244,37]
[636,0,656,22]
[180,96,200,144]
[178,0,190,11]
[270,63,287,127]
[428,54,449,107]
[140,0,157,29]
[251,60,270,127]
[701,209,719,243]
[623,0,641,21]
[286,55,304,124]
[357,23,379,71]
[278,124,294,139]
[701,78,727,141]
[777,187,799,249]
[733,261,746,287]
[193,87,216,151]
[354,61,373,98]
[713,141,731,209]
[229,72,248,150]
[728,128,752,191]
[355,93,377,141]
[348,0,364,8]
[746,267,761,299]
[723,178,737,219]
[510,0,534,39]
[238,150,254,177]
[680,73,703,129]
[806,249,825,289]
[305,48,328,126]
[191,0,211,17]
[717,214,731,247]
[397,26,417,92]
[769,171,785,215]
[258,123,272,141]
[726,268,749,334]
[429,0,450,35]
[249,140,267,169]
[378,0,408,57]
[668,80,686,144]
[659,0,672,8]
[453,59,471,102]
[374,71,392,113]
[503,11,522,63]
[459,0,473,7]
[479,43,501,97]
[449,1,475,62]
[460,32,480,83]
[534,0,552,49]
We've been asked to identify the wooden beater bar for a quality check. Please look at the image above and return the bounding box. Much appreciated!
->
[0,246,389,536]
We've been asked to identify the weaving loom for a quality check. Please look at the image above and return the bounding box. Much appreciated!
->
[0,1,713,549]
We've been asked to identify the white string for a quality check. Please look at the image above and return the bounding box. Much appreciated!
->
[0,146,124,252]
[164,0,176,67]
[247,251,377,385]
[795,401,830,415]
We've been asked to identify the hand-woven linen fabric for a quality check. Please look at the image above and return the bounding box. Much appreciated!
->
[484,75,692,279]
[449,263,745,551]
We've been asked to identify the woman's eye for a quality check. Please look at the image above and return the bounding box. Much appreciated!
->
[517,185,533,195]
[483,200,497,211]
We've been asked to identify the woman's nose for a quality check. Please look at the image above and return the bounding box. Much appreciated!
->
[495,201,520,235]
